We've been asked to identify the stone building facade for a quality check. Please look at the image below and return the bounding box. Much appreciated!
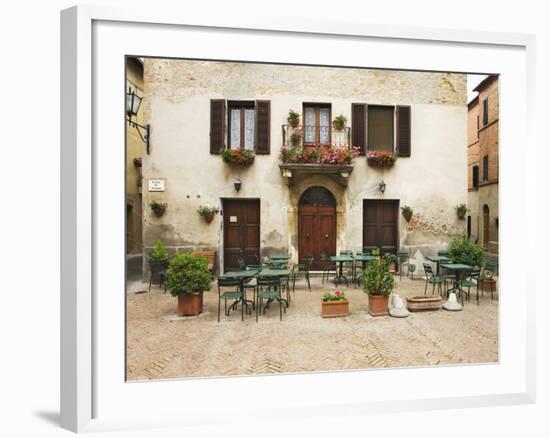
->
[126,57,144,254]
[137,59,468,275]
[467,75,499,254]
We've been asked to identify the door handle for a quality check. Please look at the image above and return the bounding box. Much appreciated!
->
[325,234,329,238]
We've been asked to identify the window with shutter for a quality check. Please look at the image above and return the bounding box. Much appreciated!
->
[303,104,331,146]
[483,155,489,181]
[396,105,411,157]
[210,99,225,154]
[255,100,271,154]
[473,165,479,188]
[368,105,394,152]
[483,98,489,126]
[351,103,366,155]
[227,101,255,150]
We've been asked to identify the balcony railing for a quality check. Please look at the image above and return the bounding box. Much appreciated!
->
[281,124,351,151]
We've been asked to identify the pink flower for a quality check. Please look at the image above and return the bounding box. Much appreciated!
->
[334,290,341,296]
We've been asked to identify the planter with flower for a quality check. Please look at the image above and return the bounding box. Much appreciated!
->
[332,114,347,131]
[366,151,397,168]
[455,203,468,219]
[287,109,300,128]
[401,205,413,222]
[220,148,255,165]
[321,290,350,318]
[166,252,213,317]
[197,205,219,224]
[363,258,395,316]
[150,200,167,218]
[280,144,360,165]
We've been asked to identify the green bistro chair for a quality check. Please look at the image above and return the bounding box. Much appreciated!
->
[437,250,449,257]
[340,250,355,279]
[319,252,337,285]
[397,251,409,281]
[291,257,313,292]
[439,259,456,296]
[256,276,286,322]
[460,266,481,305]
[423,263,444,296]
[217,277,246,322]
[482,262,498,300]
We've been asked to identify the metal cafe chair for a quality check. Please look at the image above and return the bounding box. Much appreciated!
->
[217,277,246,322]
[319,252,337,284]
[397,251,409,281]
[291,257,313,292]
[256,276,286,322]
[423,263,443,296]
[340,250,355,279]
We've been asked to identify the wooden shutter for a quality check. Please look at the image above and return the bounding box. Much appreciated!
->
[351,103,367,155]
[255,100,270,154]
[396,105,411,157]
[210,99,225,154]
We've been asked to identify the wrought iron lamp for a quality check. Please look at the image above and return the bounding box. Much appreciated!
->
[126,88,150,154]
[233,178,242,192]
[378,180,386,194]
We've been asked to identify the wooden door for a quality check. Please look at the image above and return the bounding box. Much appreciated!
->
[298,187,336,270]
[483,204,490,248]
[363,200,398,254]
[223,199,260,272]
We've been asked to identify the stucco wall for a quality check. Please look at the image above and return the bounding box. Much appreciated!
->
[141,59,467,273]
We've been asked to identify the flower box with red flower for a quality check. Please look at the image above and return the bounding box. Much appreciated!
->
[321,290,350,318]
[366,151,397,168]
[220,148,255,165]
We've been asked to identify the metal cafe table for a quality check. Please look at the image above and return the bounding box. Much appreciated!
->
[269,253,289,260]
[440,263,473,301]
[426,255,452,276]
[330,255,354,286]
[218,269,259,314]
[354,254,377,269]
[257,268,291,307]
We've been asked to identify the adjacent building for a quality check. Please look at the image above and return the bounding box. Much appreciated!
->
[467,75,499,254]
[137,59,468,274]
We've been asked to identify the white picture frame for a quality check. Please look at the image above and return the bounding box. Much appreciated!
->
[60,5,536,433]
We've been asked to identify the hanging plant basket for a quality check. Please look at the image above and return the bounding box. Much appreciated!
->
[150,201,167,218]
[197,205,219,224]
[401,206,413,222]
[455,204,468,219]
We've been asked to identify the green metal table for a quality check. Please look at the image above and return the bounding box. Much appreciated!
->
[440,263,473,300]
[219,269,259,314]
[269,254,290,260]
[330,255,354,286]
[426,255,452,276]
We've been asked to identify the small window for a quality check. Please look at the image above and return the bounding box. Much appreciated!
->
[368,105,394,152]
[303,104,331,146]
[473,165,479,188]
[228,101,255,150]
[483,155,489,182]
[467,216,472,240]
[476,115,479,138]
[482,98,489,126]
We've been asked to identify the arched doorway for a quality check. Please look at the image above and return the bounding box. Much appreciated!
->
[483,204,490,248]
[298,186,336,270]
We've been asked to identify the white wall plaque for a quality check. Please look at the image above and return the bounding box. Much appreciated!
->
[148,179,165,192]
[229,215,238,223]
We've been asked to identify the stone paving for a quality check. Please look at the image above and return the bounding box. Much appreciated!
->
[126,275,499,381]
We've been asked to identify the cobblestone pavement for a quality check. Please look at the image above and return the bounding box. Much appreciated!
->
[126,276,499,380]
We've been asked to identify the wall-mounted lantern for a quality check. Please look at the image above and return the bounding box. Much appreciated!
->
[126,88,151,154]
[378,180,386,194]
[233,178,242,192]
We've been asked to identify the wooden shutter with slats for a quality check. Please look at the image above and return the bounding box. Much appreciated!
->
[210,99,225,154]
[396,105,411,157]
[351,103,367,155]
[255,100,270,154]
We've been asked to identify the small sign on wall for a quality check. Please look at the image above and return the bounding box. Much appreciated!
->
[229,216,238,223]
[148,179,165,192]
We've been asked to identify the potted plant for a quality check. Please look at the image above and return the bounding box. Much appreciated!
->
[150,200,167,217]
[197,205,219,223]
[332,114,347,131]
[479,269,497,292]
[401,205,413,222]
[363,258,395,316]
[456,203,468,219]
[448,237,485,267]
[287,109,300,128]
[165,252,213,317]
[148,240,169,288]
[220,148,255,165]
[321,290,350,318]
[290,131,302,148]
[383,253,397,273]
[366,151,397,168]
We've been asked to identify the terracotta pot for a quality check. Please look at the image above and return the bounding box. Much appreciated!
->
[457,211,466,219]
[288,119,300,128]
[321,300,350,318]
[406,295,442,311]
[177,292,204,317]
[388,261,397,273]
[203,211,215,223]
[153,207,165,218]
[479,279,496,292]
[402,211,413,222]
[333,121,345,131]
[368,294,389,316]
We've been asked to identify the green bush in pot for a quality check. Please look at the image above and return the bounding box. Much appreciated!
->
[448,238,485,267]
[165,252,213,297]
